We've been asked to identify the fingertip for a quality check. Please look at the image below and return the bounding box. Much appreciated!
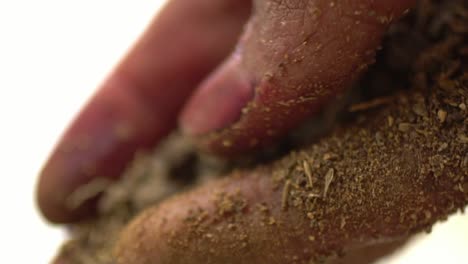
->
[37,77,169,223]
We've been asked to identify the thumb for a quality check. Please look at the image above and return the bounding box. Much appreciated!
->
[180,0,416,156]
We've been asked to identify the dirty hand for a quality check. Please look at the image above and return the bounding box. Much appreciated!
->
[36,0,434,263]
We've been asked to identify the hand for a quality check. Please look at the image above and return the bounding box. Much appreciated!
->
[41,0,468,263]
[37,0,416,223]
[42,0,468,264]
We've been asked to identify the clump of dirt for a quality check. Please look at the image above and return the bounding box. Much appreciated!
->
[54,1,467,263]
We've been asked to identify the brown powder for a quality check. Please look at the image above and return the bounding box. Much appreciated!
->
[54,1,468,263]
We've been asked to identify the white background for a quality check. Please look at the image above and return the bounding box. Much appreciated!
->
[0,0,466,263]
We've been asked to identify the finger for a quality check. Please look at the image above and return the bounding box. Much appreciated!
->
[180,0,417,156]
[37,0,251,223]
[117,86,467,263]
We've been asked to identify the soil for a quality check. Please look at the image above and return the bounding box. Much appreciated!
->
[54,1,467,263]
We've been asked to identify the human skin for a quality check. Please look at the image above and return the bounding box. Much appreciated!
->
[115,84,467,263]
[35,0,434,262]
[37,0,416,223]
[41,0,468,263]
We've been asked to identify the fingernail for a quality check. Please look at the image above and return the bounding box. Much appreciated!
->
[180,54,254,136]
